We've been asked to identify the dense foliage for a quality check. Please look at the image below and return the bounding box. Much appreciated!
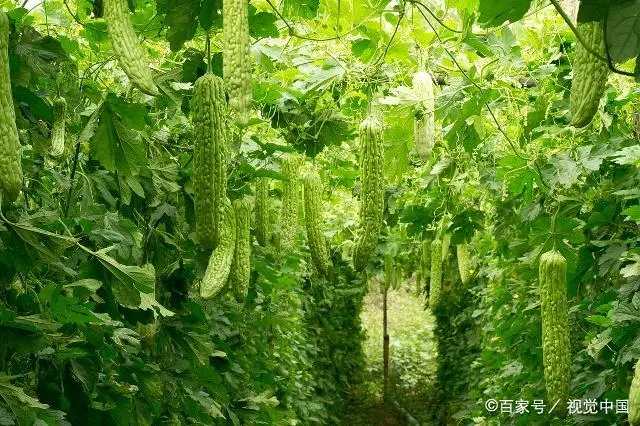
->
[4,0,640,424]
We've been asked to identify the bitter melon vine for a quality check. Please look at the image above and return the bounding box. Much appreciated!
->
[51,97,67,157]
[539,250,570,418]
[570,21,609,127]
[223,0,252,125]
[0,12,22,202]
[231,197,252,303]
[629,359,640,425]
[353,116,385,271]
[200,199,236,299]
[255,178,270,247]
[303,169,330,276]
[192,73,228,250]
[456,244,470,284]
[429,239,442,309]
[278,154,302,252]
[413,71,435,162]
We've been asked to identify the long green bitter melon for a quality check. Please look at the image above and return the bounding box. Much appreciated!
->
[223,0,252,125]
[0,12,22,202]
[353,115,385,271]
[192,73,228,250]
[200,199,236,299]
[303,169,330,276]
[104,0,159,96]
[51,96,67,157]
[456,243,470,284]
[231,197,252,303]
[255,178,270,247]
[570,21,609,127]
[413,71,435,161]
[629,359,640,425]
[539,249,570,418]
[429,239,442,310]
[278,153,302,252]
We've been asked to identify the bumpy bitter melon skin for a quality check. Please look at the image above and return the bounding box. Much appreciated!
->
[0,12,22,202]
[192,73,228,250]
[413,71,435,161]
[255,178,270,246]
[223,0,252,125]
[429,239,442,309]
[303,169,331,276]
[51,97,67,157]
[539,250,570,418]
[104,0,159,96]
[383,253,393,293]
[278,154,302,252]
[200,199,236,299]
[231,197,252,303]
[456,243,470,284]
[570,21,609,128]
[353,116,385,271]
[629,359,640,425]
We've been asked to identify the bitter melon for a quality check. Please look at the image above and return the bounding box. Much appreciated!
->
[192,73,228,250]
[0,12,22,202]
[429,239,442,309]
[456,243,470,284]
[278,153,302,252]
[231,197,252,303]
[200,199,236,299]
[104,0,159,96]
[353,116,385,271]
[539,249,570,418]
[303,169,330,276]
[629,359,640,425]
[384,253,393,292]
[570,21,609,127]
[413,71,435,161]
[51,97,67,157]
[223,0,252,125]
[255,178,270,246]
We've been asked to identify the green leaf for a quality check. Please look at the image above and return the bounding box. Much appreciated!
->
[156,0,201,51]
[90,247,155,294]
[13,27,69,76]
[606,1,640,63]
[622,205,640,220]
[249,6,278,38]
[478,0,532,27]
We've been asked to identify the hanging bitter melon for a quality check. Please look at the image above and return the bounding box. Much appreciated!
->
[51,96,67,157]
[192,73,228,250]
[255,178,270,246]
[570,21,609,127]
[429,239,442,310]
[278,153,302,252]
[104,0,159,96]
[223,0,252,125]
[539,250,570,418]
[303,169,330,276]
[353,115,385,271]
[629,359,640,425]
[0,12,22,202]
[413,71,435,161]
[200,199,236,299]
[231,197,252,303]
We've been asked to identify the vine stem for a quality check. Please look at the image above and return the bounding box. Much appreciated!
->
[548,0,633,77]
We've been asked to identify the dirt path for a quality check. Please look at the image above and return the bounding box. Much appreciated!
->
[341,286,437,425]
